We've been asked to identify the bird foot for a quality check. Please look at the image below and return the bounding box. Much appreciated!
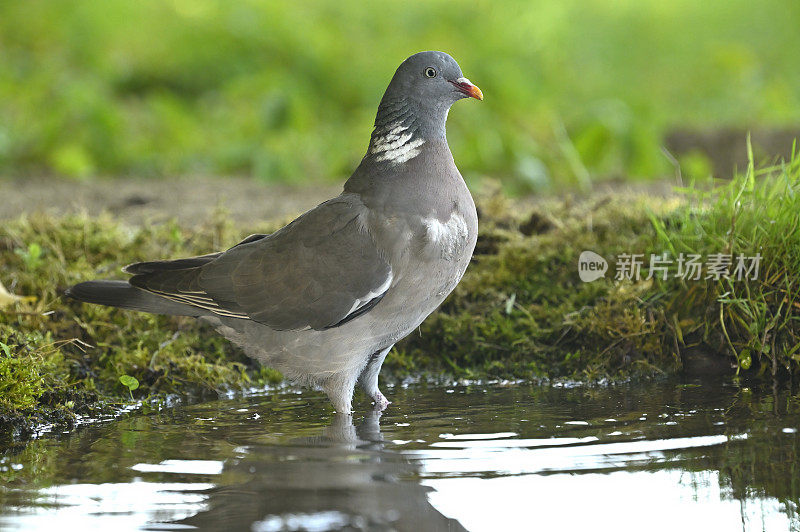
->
[371,391,391,410]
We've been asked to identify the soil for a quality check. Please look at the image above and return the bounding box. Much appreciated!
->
[1,176,343,225]
[664,127,799,179]
[1,175,682,227]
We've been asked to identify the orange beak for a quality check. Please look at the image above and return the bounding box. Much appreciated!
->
[450,77,483,101]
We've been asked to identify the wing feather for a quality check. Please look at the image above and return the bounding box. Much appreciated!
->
[130,195,392,330]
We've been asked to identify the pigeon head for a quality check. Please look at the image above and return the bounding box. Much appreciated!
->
[384,51,483,108]
[367,51,481,165]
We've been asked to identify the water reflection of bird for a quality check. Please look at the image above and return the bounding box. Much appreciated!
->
[169,412,466,531]
[66,51,482,415]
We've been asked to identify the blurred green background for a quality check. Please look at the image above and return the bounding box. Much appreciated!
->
[1,0,798,189]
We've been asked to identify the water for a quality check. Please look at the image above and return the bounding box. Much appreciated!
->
[1,380,798,531]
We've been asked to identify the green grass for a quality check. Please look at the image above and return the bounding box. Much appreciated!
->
[1,152,799,437]
[655,141,800,375]
[1,0,799,187]
[396,147,800,380]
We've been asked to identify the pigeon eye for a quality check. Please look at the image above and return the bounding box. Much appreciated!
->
[424,67,437,78]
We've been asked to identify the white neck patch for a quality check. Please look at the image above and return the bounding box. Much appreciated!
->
[423,212,469,260]
[369,122,425,165]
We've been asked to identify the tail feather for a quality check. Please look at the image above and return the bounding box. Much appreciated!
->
[65,280,204,317]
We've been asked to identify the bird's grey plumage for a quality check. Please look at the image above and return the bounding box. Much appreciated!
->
[66,51,481,414]
[128,196,393,330]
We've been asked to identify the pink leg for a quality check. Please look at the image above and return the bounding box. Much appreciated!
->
[359,346,392,411]
[371,390,391,410]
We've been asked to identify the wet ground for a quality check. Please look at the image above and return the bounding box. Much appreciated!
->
[0,379,798,531]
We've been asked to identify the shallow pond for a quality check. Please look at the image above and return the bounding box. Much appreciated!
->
[1,379,798,531]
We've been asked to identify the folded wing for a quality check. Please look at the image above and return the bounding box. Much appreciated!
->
[128,196,392,330]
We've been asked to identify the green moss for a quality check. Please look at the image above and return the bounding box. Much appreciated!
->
[395,148,800,382]
[0,332,63,411]
[393,191,680,381]
[0,209,282,437]
[1,152,799,438]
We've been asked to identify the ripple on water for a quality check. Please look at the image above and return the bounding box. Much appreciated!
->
[0,380,797,532]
